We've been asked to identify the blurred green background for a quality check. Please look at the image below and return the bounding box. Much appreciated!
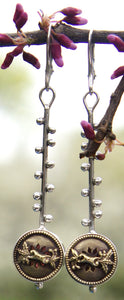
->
[0,63,124,300]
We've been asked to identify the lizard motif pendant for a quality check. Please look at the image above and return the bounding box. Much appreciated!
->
[13,229,64,283]
[65,233,118,286]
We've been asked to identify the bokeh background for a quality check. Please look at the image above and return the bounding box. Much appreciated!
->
[0,0,124,299]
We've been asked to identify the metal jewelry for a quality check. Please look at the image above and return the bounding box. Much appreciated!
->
[65,30,118,293]
[13,25,64,289]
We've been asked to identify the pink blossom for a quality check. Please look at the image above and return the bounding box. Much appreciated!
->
[13,3,28,30]
[13,3,24,22]
[50,38,64,67]
[63,16,88,26]
[38,6,88,67]
[11,45,24,56]
[53,33,77,50]
[107,34,124,52]
[81,120,95,140]
[107,34,124,79]
[0,34,13,45]
[60,7,82,17]
[23,51,40,69]
[111,66,124,79]
[1,53,14,69]
[1,4,40,70]
[95,153,105,160]
[1,45,24,69]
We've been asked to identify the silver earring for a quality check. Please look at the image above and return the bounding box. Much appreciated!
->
[65,30,118,293]
[13,25,64,289]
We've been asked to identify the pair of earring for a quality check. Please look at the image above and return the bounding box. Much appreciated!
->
[13,29,118,293]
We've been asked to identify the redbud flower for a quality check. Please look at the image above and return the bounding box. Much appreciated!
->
[60,7,82,17]
[38,7,88,67]
[111,66,124,79]
[107,34,124,52]
[53,33,77,50]
[81,120,95,140]
[13,3,28,30]
[0,34,13,46]
[95,152,105,160]
[1,53,14,69]
[50,37,64,67]
[107,34,124,79]
[0,4,40,69]
[63,16,88,26]
[23,51,40,69]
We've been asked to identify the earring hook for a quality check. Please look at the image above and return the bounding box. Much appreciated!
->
[88,30,96,94]
[45,24,53,90]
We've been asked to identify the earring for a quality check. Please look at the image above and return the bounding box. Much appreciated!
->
[13,25,64,289]
[65,30,118,293]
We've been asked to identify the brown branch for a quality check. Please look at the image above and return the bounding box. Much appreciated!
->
[1,24,124,47]
[80,76,124,158]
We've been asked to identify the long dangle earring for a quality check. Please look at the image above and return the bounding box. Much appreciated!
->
[13,25,64,289]
[65,31,118,293]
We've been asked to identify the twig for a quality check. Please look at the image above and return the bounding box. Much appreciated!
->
[80,76,124,158]
[1,24,124,47]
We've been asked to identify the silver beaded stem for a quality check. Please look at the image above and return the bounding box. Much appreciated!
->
[33,24,56,229]
[81,31,102,292]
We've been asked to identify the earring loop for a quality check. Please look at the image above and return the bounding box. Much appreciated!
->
[45,24,53,90]
[88,30,96,94]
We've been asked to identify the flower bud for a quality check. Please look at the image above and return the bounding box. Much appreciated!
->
[60,7,82,17]
[0,34,13,45]
[13,4,28,30]
[63,16,88,25]
[23,51,40,69]
[13,4,24,22]
[11,45,24,56]
[50,38,64,67]
[107,34,124,52]
[80,120,95,140]
[54,33,77,49]
[1,53,14,69]
[95,153,105,160]
[111,66,124,79]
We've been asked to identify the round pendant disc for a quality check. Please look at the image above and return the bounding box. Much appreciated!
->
[13,229,64,282]
[65,233,118,286]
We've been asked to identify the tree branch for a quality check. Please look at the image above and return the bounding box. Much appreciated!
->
[80,76,124,158]
[1,23,124,47]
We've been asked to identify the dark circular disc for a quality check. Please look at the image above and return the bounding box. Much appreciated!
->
[13,229,64,282]
[65,233,118,286]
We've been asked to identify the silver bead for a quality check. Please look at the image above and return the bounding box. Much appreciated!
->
[93,177,102,185]
[47,139,56,147]
[48,127,56,134]
[45,161,55,169]
[35,147,43,154]
[81,142,87,150]
[35,282,43,289]
[34,171,42,179]
[33,192,42,200]
[80,132,85,138]
[46,184,55,192]
[81,163,90,171]
[93,210,102,219]
[36,117,44,125]
[89,286,97,293]
[44,214,53,223]
[92,199,102,207]
[81,218,91,226]
[32,203,41,212]
[81,188,89,197]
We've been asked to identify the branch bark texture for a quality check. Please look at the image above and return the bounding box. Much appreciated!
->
[80,76,124,158]
[1,24,124,47]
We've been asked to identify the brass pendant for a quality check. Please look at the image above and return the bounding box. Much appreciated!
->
[65,233,118,286]
[13,229,64,282]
